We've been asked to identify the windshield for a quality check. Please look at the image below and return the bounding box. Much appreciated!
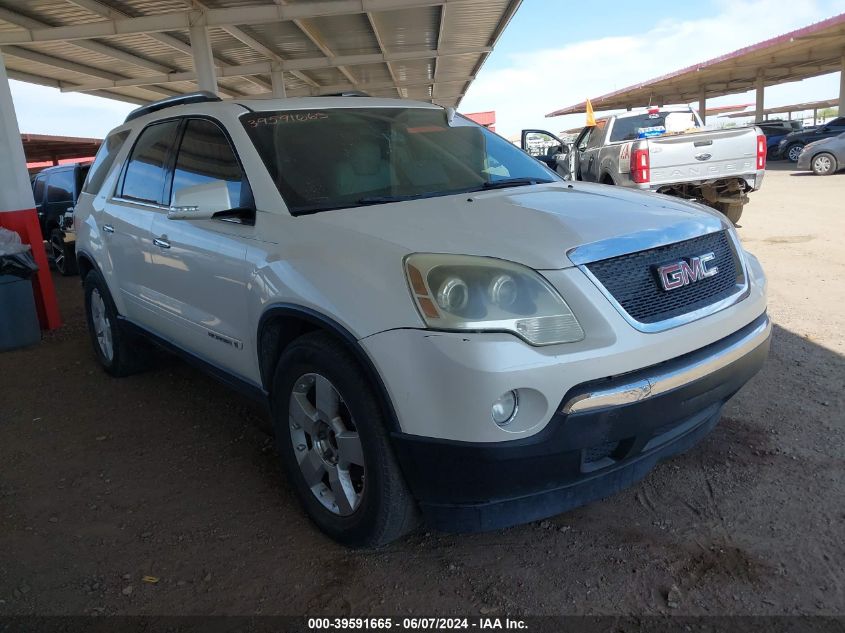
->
[241,107,557,214]
[609,111,700,143]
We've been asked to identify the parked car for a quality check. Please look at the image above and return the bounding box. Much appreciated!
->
[795,131,845,175]
[75,92,770,547]
[756,120,802,160]
[777,116,845,162]
[522,106,766,225]
[31,163,90,275]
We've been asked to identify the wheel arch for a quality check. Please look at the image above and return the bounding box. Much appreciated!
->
[257,304,401,432]
[75,248,98,282]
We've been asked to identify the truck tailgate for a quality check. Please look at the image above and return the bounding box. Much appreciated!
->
[647,127,758,185]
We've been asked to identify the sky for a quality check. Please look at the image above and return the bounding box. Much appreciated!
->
[7,0,845,140]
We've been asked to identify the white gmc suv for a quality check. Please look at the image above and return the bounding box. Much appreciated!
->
[75,92,770,547]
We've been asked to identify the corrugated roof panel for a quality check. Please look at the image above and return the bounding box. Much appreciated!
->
[432,80,467,99]
[433,53,481,81]
[240,21,323,60]
[439,0,510,49]
[390,59,434,83]
[371,7,439,53]
[1,0,522,107]
[348,63,392,85]
[299,14,380,57]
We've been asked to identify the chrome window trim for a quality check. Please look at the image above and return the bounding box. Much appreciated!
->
[110,196,170,211]
[572,226,749,333]
[562,314,771,414]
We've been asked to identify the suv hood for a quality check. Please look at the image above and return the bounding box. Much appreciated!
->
[309,182,724,270]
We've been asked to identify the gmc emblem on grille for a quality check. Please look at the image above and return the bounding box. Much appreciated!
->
[657,253,719,291]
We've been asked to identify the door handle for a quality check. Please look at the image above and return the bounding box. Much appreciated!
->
[153,237,171,249]
[102,224,114,233]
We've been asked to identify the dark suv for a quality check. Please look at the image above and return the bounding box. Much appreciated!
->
[778,117,845,162]
[31,163,89,275]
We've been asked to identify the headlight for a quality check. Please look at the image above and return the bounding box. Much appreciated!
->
[404,254,584,345]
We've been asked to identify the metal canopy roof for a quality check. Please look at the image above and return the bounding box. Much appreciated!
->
[21,131,101,162]
[0,0,521,107]
[547,12,845,117]
[720,98,839,118]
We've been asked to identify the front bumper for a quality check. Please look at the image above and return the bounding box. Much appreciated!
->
[390,313,771,532]
[796,150,812,170]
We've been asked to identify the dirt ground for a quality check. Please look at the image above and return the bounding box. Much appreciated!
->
[1,165,843,617]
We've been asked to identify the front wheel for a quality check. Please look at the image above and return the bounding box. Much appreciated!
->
[811,152,837,176]
[714,201,744,225]
[785,143,804,162]
[271,332,417,547]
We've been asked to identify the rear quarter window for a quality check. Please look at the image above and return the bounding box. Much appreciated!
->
[82,129,130,195]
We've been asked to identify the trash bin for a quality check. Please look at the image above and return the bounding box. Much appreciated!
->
[0,228,41,351]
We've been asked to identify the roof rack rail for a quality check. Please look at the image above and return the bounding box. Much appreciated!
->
[317,90,371,97]
[124,91,221,123]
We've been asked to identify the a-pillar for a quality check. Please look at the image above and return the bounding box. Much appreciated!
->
[755,73,765,122]
[0,50,61,330]
[189,24,218,94]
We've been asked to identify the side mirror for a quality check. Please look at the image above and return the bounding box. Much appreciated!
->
[169,180,232,220]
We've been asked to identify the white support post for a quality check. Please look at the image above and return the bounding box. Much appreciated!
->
[839,53,845,114]
[0,53,33,214]
[270,64,286,98]
[0,50,61,329]
[189,24,217,94]
[755,74,764,122]
[698,87,706,124]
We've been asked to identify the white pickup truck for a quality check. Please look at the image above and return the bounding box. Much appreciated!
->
[523,107,767,224]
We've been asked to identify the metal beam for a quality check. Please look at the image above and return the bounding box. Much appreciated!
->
[366,11,401,96]
[0,4,172,74]
[188,24,217,93]
[0,1,491,45]
[220,23,319,89]
[62,46,490,92]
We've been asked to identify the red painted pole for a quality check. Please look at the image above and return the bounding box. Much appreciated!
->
[0,51,61,330]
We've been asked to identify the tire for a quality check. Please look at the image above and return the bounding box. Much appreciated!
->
[271,331,417,547]
[49,229,77,276]
[811,152,837,176]
[83,271,149,377]
[785,143,804,163]
[715,201,744,225]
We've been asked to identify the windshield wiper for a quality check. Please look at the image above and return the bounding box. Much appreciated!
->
[480,178,555,190]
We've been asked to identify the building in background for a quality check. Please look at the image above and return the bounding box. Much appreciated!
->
[464,111,496,131]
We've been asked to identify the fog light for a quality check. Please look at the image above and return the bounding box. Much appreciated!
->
[492,390,519,426]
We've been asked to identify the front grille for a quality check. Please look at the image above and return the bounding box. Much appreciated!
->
[585,231,742,324]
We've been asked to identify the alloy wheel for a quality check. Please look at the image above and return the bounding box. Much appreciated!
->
[90,288,114,361]
[787,145,803,162]
[289,373,366,516]
[50,235,66,274]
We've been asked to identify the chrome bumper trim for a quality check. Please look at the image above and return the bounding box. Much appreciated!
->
[562,315,771,414]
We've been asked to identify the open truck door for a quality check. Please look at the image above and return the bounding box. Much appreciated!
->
[520,129,572,177]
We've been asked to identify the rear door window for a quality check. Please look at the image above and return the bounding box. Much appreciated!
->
[47,170,74,203]
[119,120,181,204]
[33,175,46,204]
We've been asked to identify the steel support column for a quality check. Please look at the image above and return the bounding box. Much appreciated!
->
[755,74,765,122]
[0,51,61,330]
[270,64,286,98]
[698,87,706,124]
[188,24,217,93]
